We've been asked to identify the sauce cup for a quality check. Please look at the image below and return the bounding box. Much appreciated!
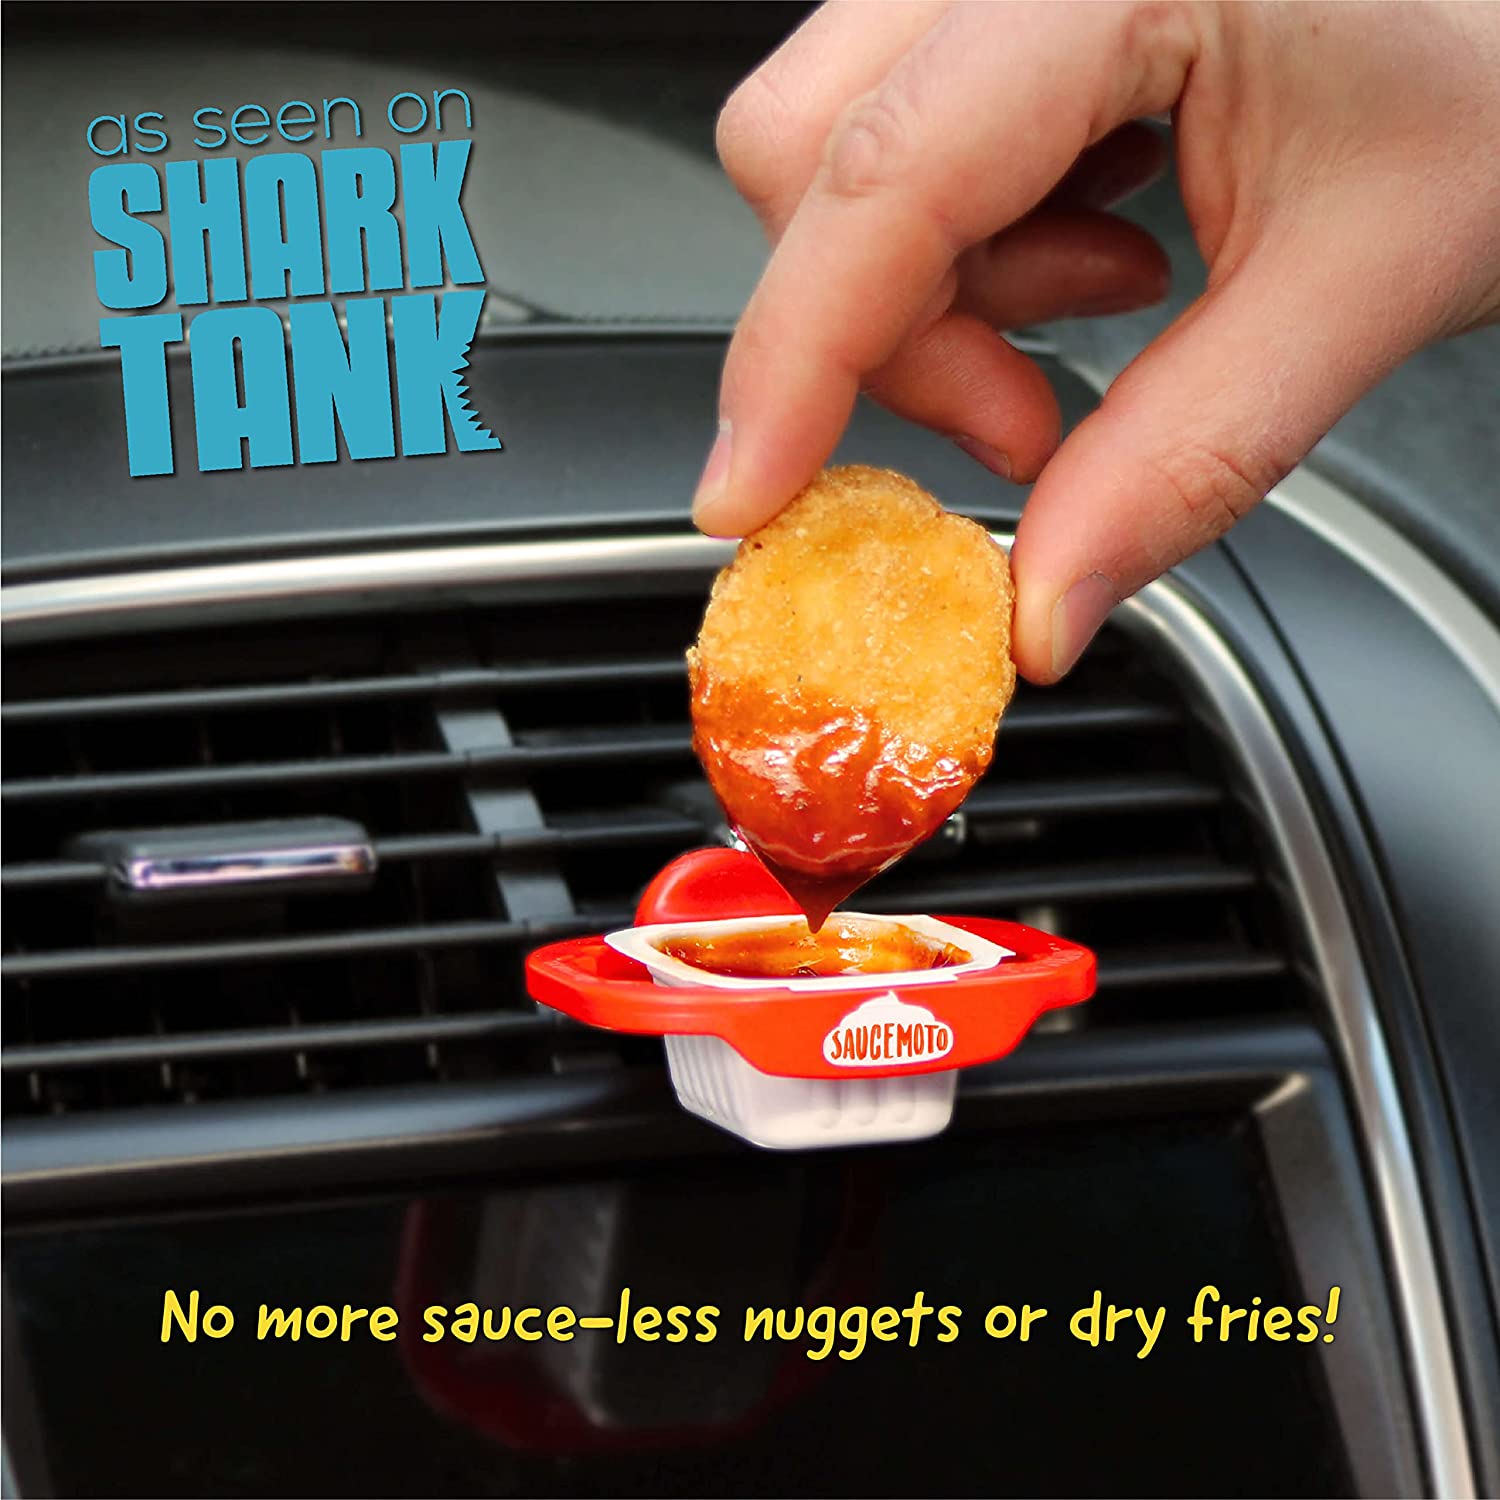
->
[603,913,1011,1150]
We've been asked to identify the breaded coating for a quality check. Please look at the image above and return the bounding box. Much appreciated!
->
[688,465,1016,926]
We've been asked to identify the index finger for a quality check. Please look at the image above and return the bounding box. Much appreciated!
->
[693,0,1196,536]
[716,0,947,235]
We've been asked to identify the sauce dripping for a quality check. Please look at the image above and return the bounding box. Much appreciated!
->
[690,671,988,930]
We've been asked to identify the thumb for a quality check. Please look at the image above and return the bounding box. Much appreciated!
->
[1009,216,1440,684]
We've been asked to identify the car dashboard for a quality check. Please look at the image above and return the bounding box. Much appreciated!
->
[3,6,1498,1497]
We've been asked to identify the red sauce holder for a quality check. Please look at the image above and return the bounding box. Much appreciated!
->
[525,849,1096,1150]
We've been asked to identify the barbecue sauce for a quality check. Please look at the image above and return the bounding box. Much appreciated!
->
[657,916,970,980]
[690,671,989,930]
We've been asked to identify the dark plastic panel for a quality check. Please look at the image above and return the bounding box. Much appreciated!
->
[3,1019,1413,1498]
[0,339,1098,581]
[3,332,1495,1496]
[1176,535,1500,1490]
[1225,511,1500,1256]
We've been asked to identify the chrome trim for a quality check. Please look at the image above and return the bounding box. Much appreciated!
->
[67,817,376,899]
[0,536,737,642]
[1117,584,1475,1500]
[0,533,1474,1494]
[119,841,375,896]
[1266,464,1500,716]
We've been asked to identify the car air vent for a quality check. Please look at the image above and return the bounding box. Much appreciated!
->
[2,590,1311,1120]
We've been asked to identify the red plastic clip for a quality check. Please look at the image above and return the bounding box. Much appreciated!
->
[526,849,1095,1082]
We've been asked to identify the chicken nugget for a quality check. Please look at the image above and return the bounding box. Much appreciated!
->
[688,464,1016,929]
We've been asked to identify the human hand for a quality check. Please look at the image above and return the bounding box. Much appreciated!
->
[694,0,1500,681]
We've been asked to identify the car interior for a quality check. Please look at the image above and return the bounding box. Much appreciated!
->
[3,4,1498,1496]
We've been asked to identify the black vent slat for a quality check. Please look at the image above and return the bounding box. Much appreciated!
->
[2,733,694,804]
[2,812,703,890]
[1099,949,1290,988]
[862,857,1259,913]
[997,699,1181,735]
[378,812,703,859]
[0,658,690,724]
[3,859,1259,980]
[963,774,1222,820]
[3,914,606,979]
[2,860,105,890]
[1,950,1288,1078]
[3,592,1309,1119]
[5,864,1260,978]
[1,1009,555,1073]
[4,682,1175,736]
[2,703,1183,807]
[3,749,464,802]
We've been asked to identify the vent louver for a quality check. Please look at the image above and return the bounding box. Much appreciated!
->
[2,589,1309,1119]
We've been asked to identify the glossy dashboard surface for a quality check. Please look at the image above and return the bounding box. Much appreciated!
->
[6,1117,1349,1498]
[3,0,1497,608]
[3,6,1498,1494]
[0,340,1096,580]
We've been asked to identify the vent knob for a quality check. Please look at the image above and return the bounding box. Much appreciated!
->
[66,817,376,902]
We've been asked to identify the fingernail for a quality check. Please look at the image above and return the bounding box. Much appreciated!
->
[692,419,733,527]
[1062,293,1152,318]
[1051,572,1120,678]
[1063,274,1170,319]
[1083,163,1141,211]
[954,435,1013,480]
